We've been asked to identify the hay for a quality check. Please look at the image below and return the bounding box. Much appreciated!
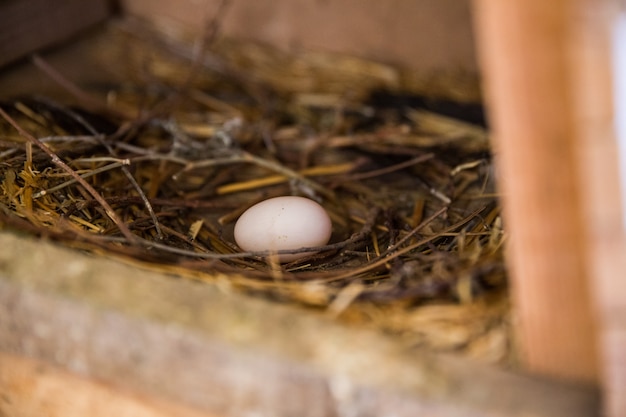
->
[0,19,510,364]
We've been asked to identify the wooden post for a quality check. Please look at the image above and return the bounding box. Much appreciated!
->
[471,0,600,382]
[571,1,626,416]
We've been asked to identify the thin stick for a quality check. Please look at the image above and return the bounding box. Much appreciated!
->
[333,153,434,182]
[0,108,137,244]
[381,206,449,256]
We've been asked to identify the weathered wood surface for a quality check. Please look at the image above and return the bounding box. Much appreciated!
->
[0,232,599,417]
[0,0,110,67]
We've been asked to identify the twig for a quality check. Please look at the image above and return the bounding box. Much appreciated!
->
[332,153,434,183]
[381,206,449,256]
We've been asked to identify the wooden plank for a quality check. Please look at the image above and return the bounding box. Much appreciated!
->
[0,232,600,417]
[0,0,111,67]
[0,352,217,417]
[471,0,600,382]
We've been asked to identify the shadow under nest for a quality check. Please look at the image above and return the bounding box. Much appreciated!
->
[0,36,509,362]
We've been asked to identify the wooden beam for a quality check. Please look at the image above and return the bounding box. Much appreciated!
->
[0,232,599,417]
[471,0,600,382]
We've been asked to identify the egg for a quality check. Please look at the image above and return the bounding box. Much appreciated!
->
[234,196,332,262]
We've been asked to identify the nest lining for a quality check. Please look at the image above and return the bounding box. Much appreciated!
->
[0,21,510,364]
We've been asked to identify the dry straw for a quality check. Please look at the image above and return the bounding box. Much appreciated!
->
[0,18,509,363]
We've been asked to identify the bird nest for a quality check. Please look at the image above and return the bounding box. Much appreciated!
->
[0,20,510,364]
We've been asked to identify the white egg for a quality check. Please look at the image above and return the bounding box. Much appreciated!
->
[234,196,332,262]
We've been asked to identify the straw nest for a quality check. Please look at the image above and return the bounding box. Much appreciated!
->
[0,18,510,364]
